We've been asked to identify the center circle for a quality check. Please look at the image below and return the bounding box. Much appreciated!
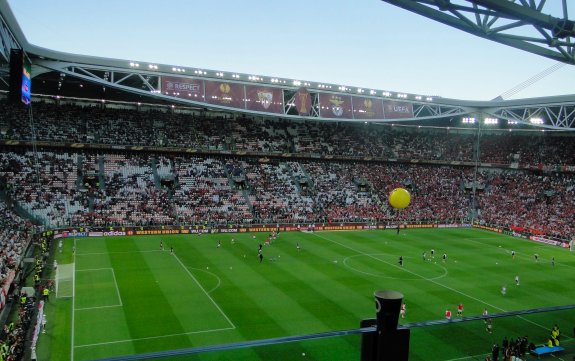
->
[343,253,448,280]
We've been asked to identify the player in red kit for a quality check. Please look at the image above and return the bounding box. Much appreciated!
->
[445,309,452,320]
[457,303,463,317]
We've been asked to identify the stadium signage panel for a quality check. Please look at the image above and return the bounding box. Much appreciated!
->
[62,231,88,238]
[318,93,353,119]
[103,231,126,236]
[530,236,566,247]
[21,57,32,105]
[187,229,210,234]
[405,224,436,229]
[135,229,184,235]
[161,76,205,100]
[351,96,384,119]
[473,224,503,233]
[383,100,414,119]
[205,80,245,108]
[294,87,312,115]
[245,86,283,114]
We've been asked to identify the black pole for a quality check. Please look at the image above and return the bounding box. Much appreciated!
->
[361,290,410,361]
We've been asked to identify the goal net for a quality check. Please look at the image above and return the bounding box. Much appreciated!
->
[56,264,74,298]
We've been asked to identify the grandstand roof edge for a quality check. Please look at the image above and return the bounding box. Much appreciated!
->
[2,1,575,110]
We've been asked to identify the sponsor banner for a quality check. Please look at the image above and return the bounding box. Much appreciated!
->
[282,226,301,232]
[205,81,245,108]
[135,229,183,235]
[62,231,88,238]
[246,227,280,233]
[162,76,205,100]
[104,231,126,237]
[383,100,414,119]
[511,231,528,239]
[473,224,503,233]
[318,93,353,119]
[89,232,103,237]
[294,87,312,115]
[245,86,283,114]
[188,229,210,234]
[406,224,436,229]
[317,225,357,231]
[530,236,564,247]
[351,96,384,119]
[31,301,45,352]
[219,228,239,233]
[438,224,472,228]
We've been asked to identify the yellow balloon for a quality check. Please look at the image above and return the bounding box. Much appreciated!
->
[389,188,411,209]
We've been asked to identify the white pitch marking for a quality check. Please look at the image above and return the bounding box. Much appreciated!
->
[74,326,236,348]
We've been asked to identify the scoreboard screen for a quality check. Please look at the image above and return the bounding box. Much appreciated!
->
[9,49,32,106]
[21,56,31,105]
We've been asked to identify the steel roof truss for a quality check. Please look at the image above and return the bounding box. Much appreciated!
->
[381,0,575,64]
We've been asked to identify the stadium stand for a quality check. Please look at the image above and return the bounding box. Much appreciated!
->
[0,98,574,241]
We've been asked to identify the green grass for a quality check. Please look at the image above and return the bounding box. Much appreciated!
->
[37,228,575,360]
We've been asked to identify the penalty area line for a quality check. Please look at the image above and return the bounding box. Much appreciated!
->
[74,326,236,348]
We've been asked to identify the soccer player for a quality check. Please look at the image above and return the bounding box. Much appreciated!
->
[442,253,448,262]
[534,253,539,262]
[431,249,435,258]
[400,303,406,318]
[160,241,164,250]
[551,256,555,267]
[217,240,221,248]
[396,224,400,235]
[501,285,507,296]
[399,256,404,267]
[258,249,263,263]
[170,246,174,254]
[296,242,301,252]
[457,303,463,317]
[231,238,235,245]
[486,319,493,334]
[483,307,489,323]
[445,309,452,320]
[511,250,515,259]
[515,275,520,286]
[422,251,427,261]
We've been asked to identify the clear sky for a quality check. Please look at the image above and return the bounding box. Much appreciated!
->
[6,0,575,101]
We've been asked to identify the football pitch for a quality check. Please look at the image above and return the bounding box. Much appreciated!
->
[39,228,575,360]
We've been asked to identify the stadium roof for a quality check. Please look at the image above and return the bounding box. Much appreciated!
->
[1,1,575,130]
